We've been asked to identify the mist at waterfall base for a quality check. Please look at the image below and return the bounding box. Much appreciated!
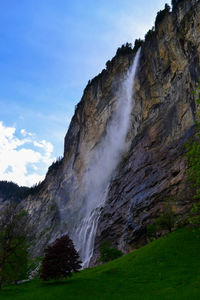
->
[71,49,141,268]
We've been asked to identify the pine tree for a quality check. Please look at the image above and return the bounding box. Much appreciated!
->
[40,235,82,281]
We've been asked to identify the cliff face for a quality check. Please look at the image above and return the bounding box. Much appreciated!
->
[22,0,200,262]
[92,0,200,261]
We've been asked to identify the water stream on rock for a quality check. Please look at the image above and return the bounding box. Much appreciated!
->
[72,48,141,268]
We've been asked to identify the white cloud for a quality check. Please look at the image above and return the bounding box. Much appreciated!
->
[20,128,33,137]
[0,121,55,187]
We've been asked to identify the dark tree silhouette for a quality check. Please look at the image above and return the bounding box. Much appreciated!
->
[40,235,82,281]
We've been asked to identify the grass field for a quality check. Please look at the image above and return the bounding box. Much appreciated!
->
[1,227,200,299]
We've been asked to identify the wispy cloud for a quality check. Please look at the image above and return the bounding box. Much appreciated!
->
[0,121,55,187]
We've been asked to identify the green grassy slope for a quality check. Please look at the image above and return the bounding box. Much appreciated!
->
[2,228,200,300]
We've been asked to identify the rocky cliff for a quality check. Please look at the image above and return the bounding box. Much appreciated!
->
[19,0,200,264]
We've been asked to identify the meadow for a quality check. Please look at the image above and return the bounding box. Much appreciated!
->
[1,227,200,299]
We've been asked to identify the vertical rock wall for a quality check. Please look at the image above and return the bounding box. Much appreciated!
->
[20,0,200,263]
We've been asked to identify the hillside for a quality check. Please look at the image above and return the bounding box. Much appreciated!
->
[2,227,200,299]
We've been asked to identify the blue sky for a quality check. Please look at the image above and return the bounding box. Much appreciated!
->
[0,0,170,186]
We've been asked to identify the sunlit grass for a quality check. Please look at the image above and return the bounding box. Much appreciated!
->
[1,227,200,299]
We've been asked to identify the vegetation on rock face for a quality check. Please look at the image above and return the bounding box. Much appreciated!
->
[147,198,176,239]
[133,39,144,52]
[47,156,63,174]
[40,235,82,281]
[99,241,123,263]
[0,204,30,288]
[186,82,200,199]
[145,26,155,41]
[185,82,200,226]
[155,4,171,28]
[116,43,133,57]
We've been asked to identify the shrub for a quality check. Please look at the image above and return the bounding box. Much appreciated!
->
[133,39,144,52]
[147,198,176,239]
[185,82,200,227]
[106,60,112,70]
[99,241,123,263]
[116,43,133,57]
[47,156,63,174]
[185,82,200,200]
[40,235,82,281]
[187,202,200,226]
[145,27,155,41]
[146,223,158,239]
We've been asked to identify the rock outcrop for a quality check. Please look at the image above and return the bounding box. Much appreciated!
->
[92,0,200,261]
[17,0,200,263]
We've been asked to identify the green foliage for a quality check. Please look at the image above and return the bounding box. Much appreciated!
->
[0,204,30,287]
[187,201,200,226]
[1,240,28,284]
[155,4,170,28]
[147,198,175,238]
[185,82,200,226]
[99,241,123,263]
[146,223,158,239]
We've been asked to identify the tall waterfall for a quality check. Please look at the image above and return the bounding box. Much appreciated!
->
[72,49,141,268]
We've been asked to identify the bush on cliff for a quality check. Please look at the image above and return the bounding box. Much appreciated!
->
[116,43,133,56]
[145,26,155,41]
[155,4,170,28]
[185,82,200,226]
[99,241,123,263]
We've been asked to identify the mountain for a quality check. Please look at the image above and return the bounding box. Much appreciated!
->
[1,0,200,267]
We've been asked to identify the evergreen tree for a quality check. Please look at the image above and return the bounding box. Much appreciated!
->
[40,235,82,281]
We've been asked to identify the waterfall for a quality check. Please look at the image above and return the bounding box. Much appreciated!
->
[72,48,141,268]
